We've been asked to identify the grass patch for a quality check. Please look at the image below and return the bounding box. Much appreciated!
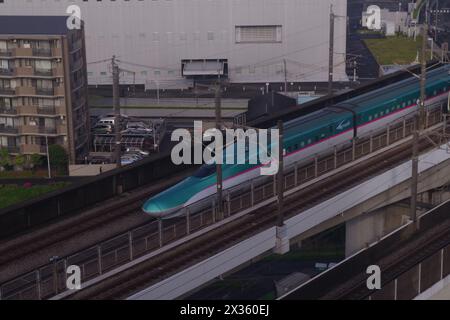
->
[364,35,423,65]
[0,182,69,209]
[0,170,48,179]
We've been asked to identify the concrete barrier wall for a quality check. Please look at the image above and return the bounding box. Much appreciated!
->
[127,227,277,300]
[285,144,450,242]
[0,152,190,239]
[281,199,450,300]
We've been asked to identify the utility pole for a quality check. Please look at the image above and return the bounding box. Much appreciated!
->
[411,1,429,230]
[283,59,288,95]
[328,4,335,96]
[112,56,122,168]
[215,81,223,219]
[277,120,284,227]
[45,135,51,179]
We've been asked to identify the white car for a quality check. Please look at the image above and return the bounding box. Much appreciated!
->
[126,147,149,156]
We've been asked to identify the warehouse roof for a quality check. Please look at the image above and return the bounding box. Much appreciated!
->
[0,16,72,35]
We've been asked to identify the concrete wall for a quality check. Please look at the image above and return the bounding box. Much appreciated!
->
[127,227,276,300]
[0,0,348,86]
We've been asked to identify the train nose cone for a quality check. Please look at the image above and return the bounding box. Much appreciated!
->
[142,198,165,218]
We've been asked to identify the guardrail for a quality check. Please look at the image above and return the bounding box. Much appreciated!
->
[1,106,445,300]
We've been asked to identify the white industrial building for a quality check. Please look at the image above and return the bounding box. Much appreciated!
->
[1,0,348,89]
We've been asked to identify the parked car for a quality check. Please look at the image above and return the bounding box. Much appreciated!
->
[126,121,150,130]
[122,128,153,136]
[92,124,113,134]
[126,147,150,156]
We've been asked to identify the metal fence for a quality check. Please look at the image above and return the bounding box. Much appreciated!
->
[0,106,446,300]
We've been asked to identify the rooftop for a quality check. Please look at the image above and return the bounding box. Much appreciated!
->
[0,16,73,36]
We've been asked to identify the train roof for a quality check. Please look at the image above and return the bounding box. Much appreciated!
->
[282,65,450,136]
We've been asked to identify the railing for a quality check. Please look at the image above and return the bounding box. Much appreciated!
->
[0,49,12,57]
[0,87,15,95]
[0,107,17,115]
[34,69,53,77]
[32,48,52,57]
[36,88,54,96]
[38,127,57,135]
[6,146,20,153]
[0,125,18,134]
[37,106,56,115]
[0,68,13,76]
[0,105,445,300]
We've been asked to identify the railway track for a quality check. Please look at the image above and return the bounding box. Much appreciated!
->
[321,218,450,300]
[66,128,442,299]
[0,169,195,281]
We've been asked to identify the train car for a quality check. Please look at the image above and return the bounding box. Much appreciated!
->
[143,65,450,219]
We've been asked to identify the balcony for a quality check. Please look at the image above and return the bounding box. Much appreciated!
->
[0,125,18,134]
[0,68,14,76]
[15,86,36,96]
[6,146,20,154]
[54,86,66,96]
[20,144,46,154]
[57,125,67,135]
[52,47,63,57]
[0,49,12,57]
[52,66,64,77]
[0,87,15,95]
[12,47,33,57]
[0,107,17,115]
[37,106,56,115]
[13,66,34,77]
[32,48,52,57]
[19,125,57,135]
[36,87,54,96]
[34,69,53,77]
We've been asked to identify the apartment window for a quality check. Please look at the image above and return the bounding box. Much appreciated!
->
[235,25,282,43]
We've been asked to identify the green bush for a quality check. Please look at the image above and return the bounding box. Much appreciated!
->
[48,145,69,175]
[0,148,12,170]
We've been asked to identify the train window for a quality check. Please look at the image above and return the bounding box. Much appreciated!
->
[307,139,312,144]
[403,102,406,107]
[295,144,299,150]
[380,111,384,116]
[386,109,389,114]
[408,100,411,105]
[193,164,217,178]
[301,142,305,147]
[368,115,372,121]
[375,113,378,118]
[391,107,394,112]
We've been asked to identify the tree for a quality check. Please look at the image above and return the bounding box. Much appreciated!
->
[0,147,12,171]
[30,153,44,170]
[14,154,25,171]
[48,145,69,176]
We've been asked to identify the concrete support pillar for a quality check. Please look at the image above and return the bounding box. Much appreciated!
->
[274,224,290,255]
[345,204,409,257]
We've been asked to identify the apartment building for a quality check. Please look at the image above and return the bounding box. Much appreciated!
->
[0,16,90,164]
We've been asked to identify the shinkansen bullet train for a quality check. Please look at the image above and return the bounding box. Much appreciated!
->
[143,65,450,219]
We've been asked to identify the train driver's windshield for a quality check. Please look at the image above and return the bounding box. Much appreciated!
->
[193,164,217,178]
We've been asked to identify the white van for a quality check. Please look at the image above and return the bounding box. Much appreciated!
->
[97,117,116,126]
